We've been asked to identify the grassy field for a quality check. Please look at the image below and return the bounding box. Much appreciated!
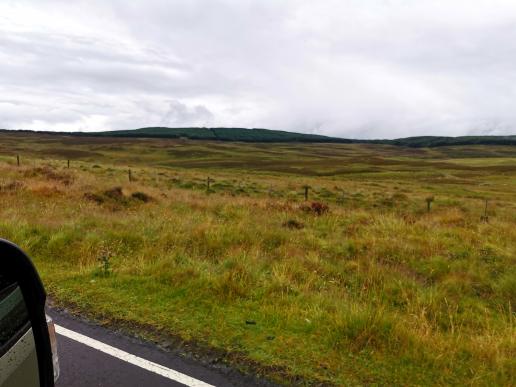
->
[0,131,515,385]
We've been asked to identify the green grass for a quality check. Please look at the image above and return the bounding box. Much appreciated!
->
[0,131,515,385]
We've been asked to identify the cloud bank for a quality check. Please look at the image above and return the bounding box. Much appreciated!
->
[1,0,516,138]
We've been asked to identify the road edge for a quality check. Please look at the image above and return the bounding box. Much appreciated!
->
[47,297,331,386]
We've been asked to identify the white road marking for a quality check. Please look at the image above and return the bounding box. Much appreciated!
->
[55,324,215,387]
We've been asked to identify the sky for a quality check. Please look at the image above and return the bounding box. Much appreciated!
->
[1,0,516,139]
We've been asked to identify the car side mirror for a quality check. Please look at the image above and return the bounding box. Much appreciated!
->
[0,239,57,387]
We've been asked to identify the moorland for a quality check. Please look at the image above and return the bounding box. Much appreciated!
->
[0,130,514,385]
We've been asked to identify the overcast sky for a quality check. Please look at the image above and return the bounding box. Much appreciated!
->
[1,0,516,139]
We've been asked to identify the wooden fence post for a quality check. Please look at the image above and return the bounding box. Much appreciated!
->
[481,199,489,222]
[303,185,310,201]
[16,154,20,167]
[426,196,434,212]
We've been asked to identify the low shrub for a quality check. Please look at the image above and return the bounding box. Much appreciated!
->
[301,201,329,216]
[131,191,153,202]
[84,192,104,204]
[282,219,304,229]
[24,166,74,185]
[103,186,124,200]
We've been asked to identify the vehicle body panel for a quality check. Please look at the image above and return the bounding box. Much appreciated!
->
[0,328,39,387]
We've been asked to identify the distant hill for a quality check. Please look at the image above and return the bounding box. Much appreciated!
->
[79,127,352,143]
[365,135,516,148]
[1,127,516,147]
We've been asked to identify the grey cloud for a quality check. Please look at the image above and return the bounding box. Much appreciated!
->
[160,101,214,127]
[1,0,516,137]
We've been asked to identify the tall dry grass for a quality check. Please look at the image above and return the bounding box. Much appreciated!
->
[0,158,514,385]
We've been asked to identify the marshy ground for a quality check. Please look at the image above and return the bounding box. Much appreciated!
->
[0,131,515,385]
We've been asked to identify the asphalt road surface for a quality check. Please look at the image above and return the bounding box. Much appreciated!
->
[47,309,274,387]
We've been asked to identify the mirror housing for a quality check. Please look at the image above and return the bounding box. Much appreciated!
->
[0,239,55,387]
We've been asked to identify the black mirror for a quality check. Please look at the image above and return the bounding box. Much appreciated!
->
[0,239,57,387]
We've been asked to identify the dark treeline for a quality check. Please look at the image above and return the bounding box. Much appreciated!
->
[362,135,516,147]
[1,127,515,147]
[77,127,353,143]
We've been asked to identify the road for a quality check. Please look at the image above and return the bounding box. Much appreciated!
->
[47,309,274,387]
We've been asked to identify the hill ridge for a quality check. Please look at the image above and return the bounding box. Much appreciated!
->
[1,127,516,147]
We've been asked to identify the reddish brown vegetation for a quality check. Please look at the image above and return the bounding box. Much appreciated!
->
[301,201,329,216]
